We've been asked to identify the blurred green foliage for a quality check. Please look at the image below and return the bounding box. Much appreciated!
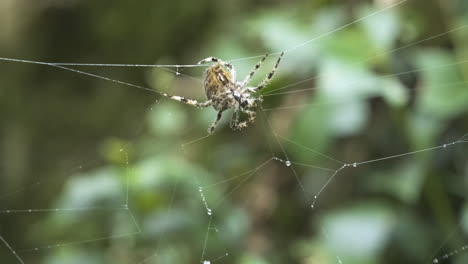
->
[1,0,468,264]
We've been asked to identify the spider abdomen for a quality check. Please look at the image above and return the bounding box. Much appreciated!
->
[204,65,233,110]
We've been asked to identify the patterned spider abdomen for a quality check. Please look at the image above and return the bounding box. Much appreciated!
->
[203,65,233,110]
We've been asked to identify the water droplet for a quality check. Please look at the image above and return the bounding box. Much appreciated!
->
[285,160,291,167]
[443,144,447,148]
[311,196,317,209]
[352,163,357,167]
[207,209,212,215]
[119,148,123,152]
[199,187,202,192]
[176,66,181,76]
[433,259,439,263]
[203,261,211,264]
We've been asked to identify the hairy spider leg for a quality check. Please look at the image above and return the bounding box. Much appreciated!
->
[229,108,257,131]
[255,51,284,91]
[161,93,212,108]
[198,57,236,82]
[208,109,225,134]
[241,109,257,128]
[198,57,233,69]
[230,110,241,129]
[242,53,269,85]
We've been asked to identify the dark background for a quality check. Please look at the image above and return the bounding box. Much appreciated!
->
[1,0,468,263]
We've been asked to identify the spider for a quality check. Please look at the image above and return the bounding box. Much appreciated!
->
[161,52,284,134]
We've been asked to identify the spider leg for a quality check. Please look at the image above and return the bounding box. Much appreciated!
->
[199,57,236,82]
[208,109,225,134]
[230,109,257,131]
[255,52,284,91]
[242,53,269,85]
[230,110,241,130]
[198,57,233,70]
[161,93,212,108]
[242,109,257,128]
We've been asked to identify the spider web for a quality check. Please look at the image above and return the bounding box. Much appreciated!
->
[1,0,468,263]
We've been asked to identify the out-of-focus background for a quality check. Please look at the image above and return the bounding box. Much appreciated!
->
[1,0,468,263]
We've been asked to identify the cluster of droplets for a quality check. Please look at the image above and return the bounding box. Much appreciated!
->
[273,157,291,167]
[433,244,468,263]
[202,253,229,264]
[199,187,213,215]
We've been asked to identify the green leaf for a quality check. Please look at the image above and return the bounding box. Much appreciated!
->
[320,203,395,262]
[360,5,400,51]
[415,49,468,119]
[366,160,425,204]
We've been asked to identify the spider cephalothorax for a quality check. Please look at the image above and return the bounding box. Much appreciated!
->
[161,52,284,134]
